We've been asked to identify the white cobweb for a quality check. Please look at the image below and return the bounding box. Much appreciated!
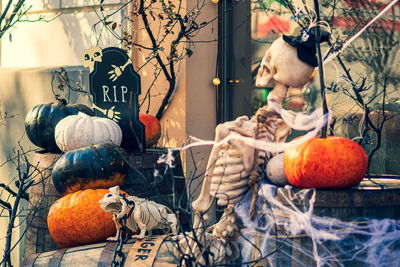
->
[158,96,399,266]
[235,182,400,267]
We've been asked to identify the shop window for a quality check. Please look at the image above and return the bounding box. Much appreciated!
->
[224,0,400,174]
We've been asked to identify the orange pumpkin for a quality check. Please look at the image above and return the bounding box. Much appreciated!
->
[47,189,121,248]
[283,136,367,189]
[139,113,161,148]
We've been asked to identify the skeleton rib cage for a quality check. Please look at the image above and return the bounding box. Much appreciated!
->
[209,109,282,208]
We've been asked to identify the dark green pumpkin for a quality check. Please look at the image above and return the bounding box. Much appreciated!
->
[52,143,130,195]
[25,100,94,152]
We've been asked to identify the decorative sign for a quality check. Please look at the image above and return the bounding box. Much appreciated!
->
[83,47,145,152]
[125,235,167,267]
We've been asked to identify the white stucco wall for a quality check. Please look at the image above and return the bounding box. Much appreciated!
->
[0,1,126,265]
[1,0,124,68]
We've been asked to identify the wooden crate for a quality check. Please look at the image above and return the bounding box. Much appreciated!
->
[21,238,178,267]
[24,148,188,257]
[246,178,400,267]
[24,152,62,257]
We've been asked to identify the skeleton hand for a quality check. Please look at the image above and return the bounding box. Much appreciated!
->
[210,206,241,242]
[92,104,121,122]
[174,232,237,265]
[108,59,132,81]
[108,65,122,81]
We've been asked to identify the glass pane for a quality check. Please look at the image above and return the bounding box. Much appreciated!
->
[249,1,400,174]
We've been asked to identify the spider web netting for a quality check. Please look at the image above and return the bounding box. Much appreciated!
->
[235,182,400,267]
[161,103,400,266]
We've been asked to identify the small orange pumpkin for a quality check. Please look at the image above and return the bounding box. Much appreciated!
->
[139,113,161,148]
[47,189,122,248]
[283,136,367,189]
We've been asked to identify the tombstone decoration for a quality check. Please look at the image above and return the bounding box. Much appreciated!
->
[82,47,145,152]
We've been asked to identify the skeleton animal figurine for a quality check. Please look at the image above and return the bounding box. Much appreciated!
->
[99,186,177,240]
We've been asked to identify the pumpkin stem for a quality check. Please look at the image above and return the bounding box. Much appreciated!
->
[57,98,68,106]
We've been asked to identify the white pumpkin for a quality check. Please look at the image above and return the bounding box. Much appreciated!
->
[55,112,122,152]
[266,153,289,186]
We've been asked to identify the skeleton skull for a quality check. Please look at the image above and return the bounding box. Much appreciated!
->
[255,37,315,108]
[82,47,103,73]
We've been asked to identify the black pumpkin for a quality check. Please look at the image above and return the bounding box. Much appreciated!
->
[52,143,130,195]
[25,100,94,152]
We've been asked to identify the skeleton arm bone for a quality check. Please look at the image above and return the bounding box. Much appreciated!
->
[188,118,252,264]
[109,59,133,81]
[191,123,229,213]
[91,104,121,122]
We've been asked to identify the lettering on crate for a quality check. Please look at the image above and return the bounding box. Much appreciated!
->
[134,237,158,261]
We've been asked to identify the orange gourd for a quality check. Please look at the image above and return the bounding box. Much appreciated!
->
[283,136,367,189]
[47,189,121,248]
[139,114,161,148]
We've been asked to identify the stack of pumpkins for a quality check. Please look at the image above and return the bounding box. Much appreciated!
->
[24,100,161,248]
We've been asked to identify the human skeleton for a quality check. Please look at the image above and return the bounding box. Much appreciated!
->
[99,186,177,240]
[176,34,319,265]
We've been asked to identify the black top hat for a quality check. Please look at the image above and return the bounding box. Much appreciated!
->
[282,27,330,67]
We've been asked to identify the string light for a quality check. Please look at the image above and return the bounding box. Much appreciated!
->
[211,0,219,3]
[212,77,221,86]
